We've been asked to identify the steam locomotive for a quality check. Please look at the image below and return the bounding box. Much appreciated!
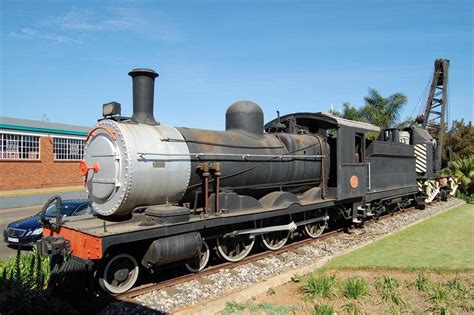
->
[38,68,456,294]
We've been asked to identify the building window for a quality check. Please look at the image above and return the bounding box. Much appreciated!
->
[53,138,85,160]
[0,133,40,160]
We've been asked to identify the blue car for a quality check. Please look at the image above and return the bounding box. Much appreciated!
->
[3,200,92,247]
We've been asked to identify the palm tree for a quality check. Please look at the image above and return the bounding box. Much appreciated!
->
[341,102,364,121]
[334,89,408,129]
[360,88,407,129]
[442,155,474,195]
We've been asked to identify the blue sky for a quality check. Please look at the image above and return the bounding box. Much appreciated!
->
[1,0,472,130]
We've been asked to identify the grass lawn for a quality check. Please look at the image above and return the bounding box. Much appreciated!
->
[228,203,474,314]
[325,203,474,271]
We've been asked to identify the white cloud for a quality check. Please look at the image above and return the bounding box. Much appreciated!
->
[9,7,181,44]
[21,28,39,36]
[46,9,100,31]
[41,33,83,44]
[9,28,83,44]
[40,8,143,32]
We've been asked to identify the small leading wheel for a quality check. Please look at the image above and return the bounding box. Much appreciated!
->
[304,217,326,239]
[260,217,290,251]
[217,234,255,262]
[99,253,140,294]
[185,240,210,273]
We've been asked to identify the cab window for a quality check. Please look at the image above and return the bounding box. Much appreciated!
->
[355,133,363,163]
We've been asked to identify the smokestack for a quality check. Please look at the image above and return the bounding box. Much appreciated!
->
[128,68,159,125]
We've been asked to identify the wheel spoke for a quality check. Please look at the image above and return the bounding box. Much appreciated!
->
[217,233,255,262]
[185,240,210,273]
[261,217,290,251]
[269,236,275,246]
[305,222,325,238]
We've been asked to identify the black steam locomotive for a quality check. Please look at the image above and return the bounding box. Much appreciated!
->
[38,68,454,294]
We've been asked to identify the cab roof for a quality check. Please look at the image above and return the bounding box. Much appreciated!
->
[265,112,380,133]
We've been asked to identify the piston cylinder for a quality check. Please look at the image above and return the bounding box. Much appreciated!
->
[141,232,202,267]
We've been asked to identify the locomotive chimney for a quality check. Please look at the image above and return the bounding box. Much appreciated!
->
[129,68,159,125]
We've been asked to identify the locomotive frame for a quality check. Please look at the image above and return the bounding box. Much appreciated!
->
[38,68,455,294]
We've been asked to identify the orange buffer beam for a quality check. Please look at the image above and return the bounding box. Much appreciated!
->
[44,226,103,260]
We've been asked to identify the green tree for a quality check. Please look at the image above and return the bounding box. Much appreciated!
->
[447,120,474,161]
[360,88,408,129]
[341,102,364,121]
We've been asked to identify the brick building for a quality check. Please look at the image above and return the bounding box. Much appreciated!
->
[0,117,90,191]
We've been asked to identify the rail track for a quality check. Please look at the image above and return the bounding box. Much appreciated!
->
[118,229,342,301]
[79,202,434,312]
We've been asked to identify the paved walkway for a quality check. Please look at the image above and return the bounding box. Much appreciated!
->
[0,185,87,209]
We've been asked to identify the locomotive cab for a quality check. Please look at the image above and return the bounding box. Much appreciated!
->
[265,112,380,200]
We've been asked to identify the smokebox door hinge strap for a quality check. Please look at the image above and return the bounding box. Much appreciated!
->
[85,126,116,143]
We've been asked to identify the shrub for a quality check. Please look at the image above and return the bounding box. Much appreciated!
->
[375,275,407,307]
[342,302,363,315]
[0,248,49,314]
[442,155,474,197]
[222,301,299,315]
[222,301,246,314]
[266,287,276,295]
[313,303,335,315]
[413,273,431,292]
[0,248,50,285]
[0,247,77,314]
[445,275,472,311]
[456,190,474,202]
[429,284,452,314]
[343,277,370,299]
[291,274,302,283]
[445,275,470,297]
[302,273,338,299]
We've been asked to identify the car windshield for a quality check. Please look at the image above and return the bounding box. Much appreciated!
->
[44,204,78,218]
